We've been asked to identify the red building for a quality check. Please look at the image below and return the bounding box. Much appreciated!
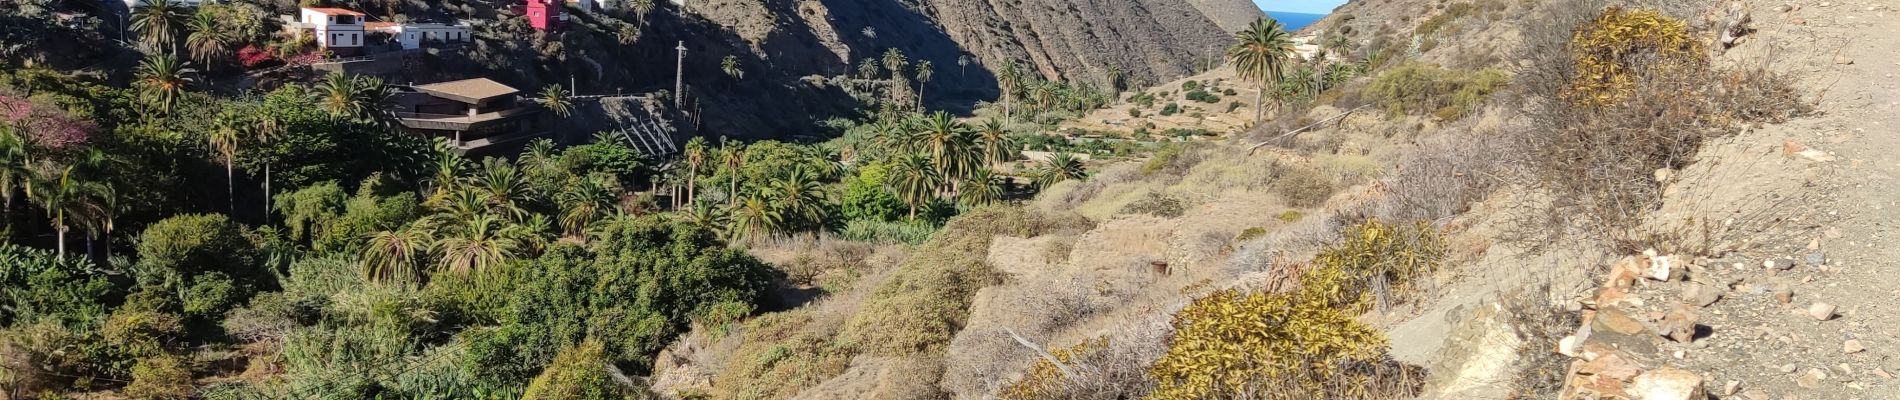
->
[525,0,566,31]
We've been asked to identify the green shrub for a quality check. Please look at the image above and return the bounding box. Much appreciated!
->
[1129,92,1157,108]
[841,164,907,222]
[134,214,265,320]
[1181,80,1201,91]
[1223,88,1237,96]
[1185,89,1220,103]
[125,354,193,400]
[1277,210,1304,223]
[1366,62,1507,120]
[1234,227,1269,242]
[1226,101,1244,113]
[1128,108,1142,118]
[1147,286,1411,399]
[521,340,631,400]
[1310,219,1446,309]
[1158,103,1181,116]
[0,244,115,328]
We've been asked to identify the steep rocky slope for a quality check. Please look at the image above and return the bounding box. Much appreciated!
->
[1183,0,1269,31]
[655,0,1241,136]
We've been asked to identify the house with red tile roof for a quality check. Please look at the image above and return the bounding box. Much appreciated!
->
[296,7,368,56]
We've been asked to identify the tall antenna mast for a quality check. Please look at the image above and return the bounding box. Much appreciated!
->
[674,41,687,108]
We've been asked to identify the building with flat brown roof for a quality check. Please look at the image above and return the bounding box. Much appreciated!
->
[386,78,550,154]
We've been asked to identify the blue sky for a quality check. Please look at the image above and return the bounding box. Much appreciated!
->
[1253,0,1347,14]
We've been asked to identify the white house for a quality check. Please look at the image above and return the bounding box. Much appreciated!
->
[1291,32,1324,61]
[299,7,367,54]
[366,22,471,50]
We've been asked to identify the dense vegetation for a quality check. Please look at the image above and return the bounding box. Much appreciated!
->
[0,0,1114,395]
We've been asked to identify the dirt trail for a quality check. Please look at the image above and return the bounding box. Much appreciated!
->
[1640,1,1900,398]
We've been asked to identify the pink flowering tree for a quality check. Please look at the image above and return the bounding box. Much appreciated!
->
[0,94,97,152]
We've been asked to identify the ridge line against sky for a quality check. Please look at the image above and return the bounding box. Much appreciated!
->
[1253,0,1347,15]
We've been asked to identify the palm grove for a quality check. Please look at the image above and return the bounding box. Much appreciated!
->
[0,0,1111,398]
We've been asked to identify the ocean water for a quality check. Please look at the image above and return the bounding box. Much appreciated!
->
[1265,11,1328,32]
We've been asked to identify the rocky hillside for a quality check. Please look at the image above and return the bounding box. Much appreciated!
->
[656,0,1247,137]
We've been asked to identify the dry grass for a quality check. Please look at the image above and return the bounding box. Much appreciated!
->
[1502,0,1808,252]
[1273,166,1339,208]
[1374,124,1513,223]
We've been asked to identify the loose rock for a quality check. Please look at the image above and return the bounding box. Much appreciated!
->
[1844,339,1865,354]
[1808,302,1837,320]
[1596,306,1650,335]
[1558,335,1584,357]
[1723,380,1741,396]
[1659,304,1699,343]
[1646,253,1677,281]
[1796,368,1828,389]
[1630,367,1709,400]
[1683,282,1723,307]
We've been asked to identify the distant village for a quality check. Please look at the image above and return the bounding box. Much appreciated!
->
[113,0,682,156]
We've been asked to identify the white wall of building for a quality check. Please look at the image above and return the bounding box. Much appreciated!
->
[300,8,365,48]
[373,23,472,50]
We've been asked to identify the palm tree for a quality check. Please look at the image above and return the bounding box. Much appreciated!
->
[880,48,908,80]
[720,140,744,207]
[539,85,573,118]
[631,0,656,26]
[316,73,391,122]
[1034,152,1086,189]
[250,105,283,224]
[871,119,923,156]
[135,53,197,116]
[958,168,1006,207]
[682,137,707,205]
[29,166,113,256]
[210,112,242,213]
[727,196,782,243]
[976,117,1014,165]
[721,55,744,80]
[767,167,825,229]
[361,223,432,282]
[1030,79,1059,111]
[998,59,1025,119]
[886,152,940,220]
[427,142,471,196]
[683,200,729,232]
[914,60,933,109]
[1228,17,1295,126]
[517,139,568,193]
[1322,62,1354,92]
[558,173,619,236]
[0,130,32,212]
[184,12,231,66]
[433,214,521,275]
[471,158,529,220]
[131,0,190,53]
[917,112,980,192]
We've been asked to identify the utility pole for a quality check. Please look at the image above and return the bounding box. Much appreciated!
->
[674,41,687,108]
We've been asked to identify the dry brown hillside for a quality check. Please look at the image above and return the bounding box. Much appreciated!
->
[646,0,1889,398]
